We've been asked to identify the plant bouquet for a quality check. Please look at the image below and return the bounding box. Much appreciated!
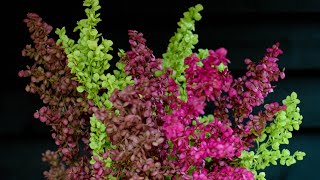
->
[18,0,306,179]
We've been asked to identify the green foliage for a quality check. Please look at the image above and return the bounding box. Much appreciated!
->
[188,165,196,176]
[168,140,174,154]
[167,140,178,160]
[161,4,203,101]
[196,48,209,60]
[89,115,116,165]
[55,1,133,173]
[199,114,214,125]
[234,92,306,180]
[55,0,133,108]
[21,1,306,179]
[205,157,212,163]
[195,48,209,67]
[217,62,227,72]
[107,175,117,180]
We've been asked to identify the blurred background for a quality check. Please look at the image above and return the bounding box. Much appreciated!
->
[1,0,319,179]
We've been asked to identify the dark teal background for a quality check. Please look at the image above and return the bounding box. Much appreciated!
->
[1,0,319,179]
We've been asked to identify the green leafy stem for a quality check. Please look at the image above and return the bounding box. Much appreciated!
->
[234,92,306,180]
[56,0,133,109]
[55,0,132,175]
[159,4,204,101]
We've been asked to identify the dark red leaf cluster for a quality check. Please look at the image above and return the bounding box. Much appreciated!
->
[19,13,94,179]
[90,30,178,179]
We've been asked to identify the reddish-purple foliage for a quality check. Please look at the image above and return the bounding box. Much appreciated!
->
[89,30,177,179]
[19,13,93,179]
[162,44,286,179]
[19,13,289,180]
[214,43,286,147]
[185,165,254,180]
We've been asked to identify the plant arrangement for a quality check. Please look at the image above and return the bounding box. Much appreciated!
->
[18,0,306,179]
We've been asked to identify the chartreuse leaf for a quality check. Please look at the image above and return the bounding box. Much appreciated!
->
[160,4,203,101]
[199,114,214,125]
[233,92,306,180]
[89,115,116,168]
[196,48,209,61]
[55,1,134,176]
[55,0,133,109]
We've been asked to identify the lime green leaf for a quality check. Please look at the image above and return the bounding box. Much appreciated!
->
[87,40,98,50]
[93,73,99,82]
[77,86,85,92]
